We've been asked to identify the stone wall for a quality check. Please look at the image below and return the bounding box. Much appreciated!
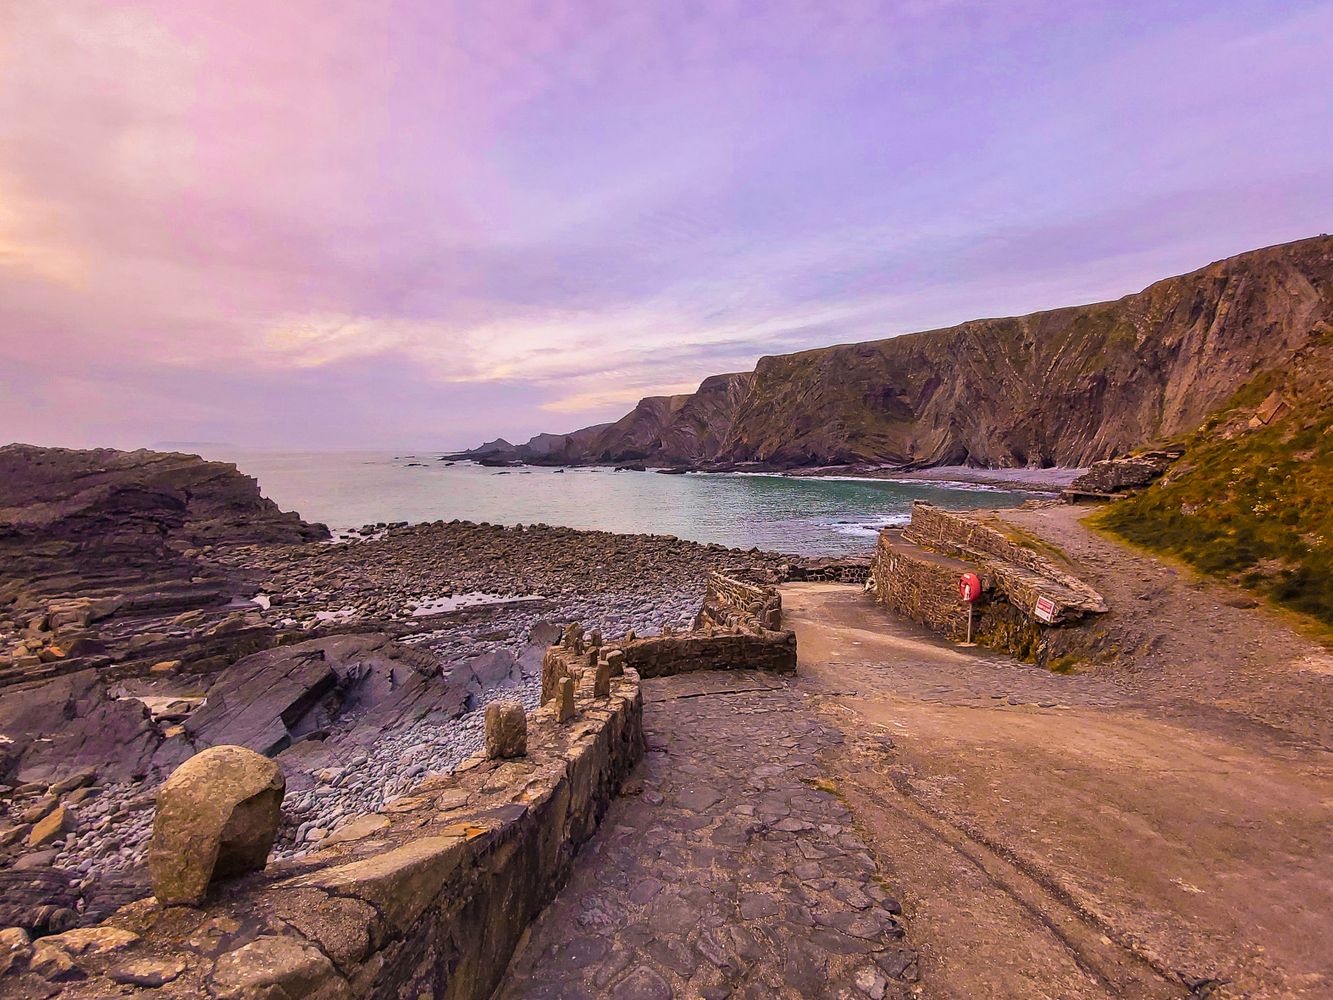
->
[867,532,1040,653]
[867,532,971,640]
[779,558,871,584]
[0,669,644,1000]
[868,504,1105,667]
[542,631,796,701]
[541,573,797,705]
[696,571,782,631]
[901,503,1105,623]
[0,566,798,1000]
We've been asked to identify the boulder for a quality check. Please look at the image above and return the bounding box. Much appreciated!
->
[0,869,79,933]
[484,700,527,759]
[0,668,159,785]
[209,936,352,1000]
[148,746,285,905]
[189,635,466,761]
[36,926,139,957]
[0,927,30,977]
[26,804,73,848]
[1068,450,1181,495]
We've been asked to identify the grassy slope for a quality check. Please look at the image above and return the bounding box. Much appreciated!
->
[1094,333,1333,627]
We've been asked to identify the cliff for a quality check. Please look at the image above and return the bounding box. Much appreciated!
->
[0,444,328,592]
[1095,325,1333,626]
[461,235,1333,469]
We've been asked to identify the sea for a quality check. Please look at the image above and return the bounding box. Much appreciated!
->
[216,451,1051,557]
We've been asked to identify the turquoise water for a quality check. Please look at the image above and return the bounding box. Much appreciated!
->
[219,452,1047,556]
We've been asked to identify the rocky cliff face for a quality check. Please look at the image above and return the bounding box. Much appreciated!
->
[466,235,1333,469]
[0,445,328,593]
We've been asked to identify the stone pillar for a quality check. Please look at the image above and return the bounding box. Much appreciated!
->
[606,649,625,677]
[563,622,584,653]
[556,677,576,722]
[540,647,560,706]
[594,659,611,698]
[589,629,602,650]
[484,700,527,759]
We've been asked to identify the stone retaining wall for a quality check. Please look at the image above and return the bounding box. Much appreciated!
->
[1,567,797,1000]
[541,574,797,705]
[868,504,1104,667]
[867,532,1038,652]
[868,532,971,640]
[779,558,871,584]
[696,571,782,631]
[901,503,1105,623]
[542,631,796,704]
[0,669,644,1000]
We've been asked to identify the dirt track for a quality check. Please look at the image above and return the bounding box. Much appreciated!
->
[996,503,1333,749]
[785,567,1332,998]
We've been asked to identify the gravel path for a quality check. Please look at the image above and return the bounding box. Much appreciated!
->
[994,504,1333,748]
[786,581,1331,1000]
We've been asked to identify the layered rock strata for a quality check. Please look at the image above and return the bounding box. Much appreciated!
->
[458,235,1333,470]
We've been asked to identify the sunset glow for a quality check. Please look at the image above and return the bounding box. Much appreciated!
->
[2,1,1331,449]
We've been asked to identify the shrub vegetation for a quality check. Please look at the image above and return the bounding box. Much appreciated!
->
[1094,335,1333,629]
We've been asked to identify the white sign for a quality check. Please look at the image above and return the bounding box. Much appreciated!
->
[1033,596,1057,623]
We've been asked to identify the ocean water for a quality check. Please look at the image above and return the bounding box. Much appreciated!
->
[219,451,1048,557]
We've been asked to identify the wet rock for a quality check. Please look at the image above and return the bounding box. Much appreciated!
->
[0,669,159,785]
[148,745,285,905]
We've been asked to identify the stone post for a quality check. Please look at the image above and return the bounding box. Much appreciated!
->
[606,649,625,677]
[563,622,584,654]
[484,700,527,759]
[556,677,576,722]
[594,659,611,698]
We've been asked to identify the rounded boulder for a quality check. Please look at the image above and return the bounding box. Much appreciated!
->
[148,745,285,905]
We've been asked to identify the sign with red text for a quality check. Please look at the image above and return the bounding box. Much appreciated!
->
[1033,595,1057,623]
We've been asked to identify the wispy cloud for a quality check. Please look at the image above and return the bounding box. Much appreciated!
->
[0,0,1330,449]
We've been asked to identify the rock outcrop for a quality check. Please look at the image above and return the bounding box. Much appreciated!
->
[0,442,327,576]
[148,746,285,905]
[460,235,1333,470]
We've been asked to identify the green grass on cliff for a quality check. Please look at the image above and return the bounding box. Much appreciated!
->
[1094,342,1333,629]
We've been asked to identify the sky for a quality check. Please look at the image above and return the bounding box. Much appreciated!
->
[1,1,1331,452]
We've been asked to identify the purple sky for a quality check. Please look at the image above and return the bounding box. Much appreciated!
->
[2,1,1331,451]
